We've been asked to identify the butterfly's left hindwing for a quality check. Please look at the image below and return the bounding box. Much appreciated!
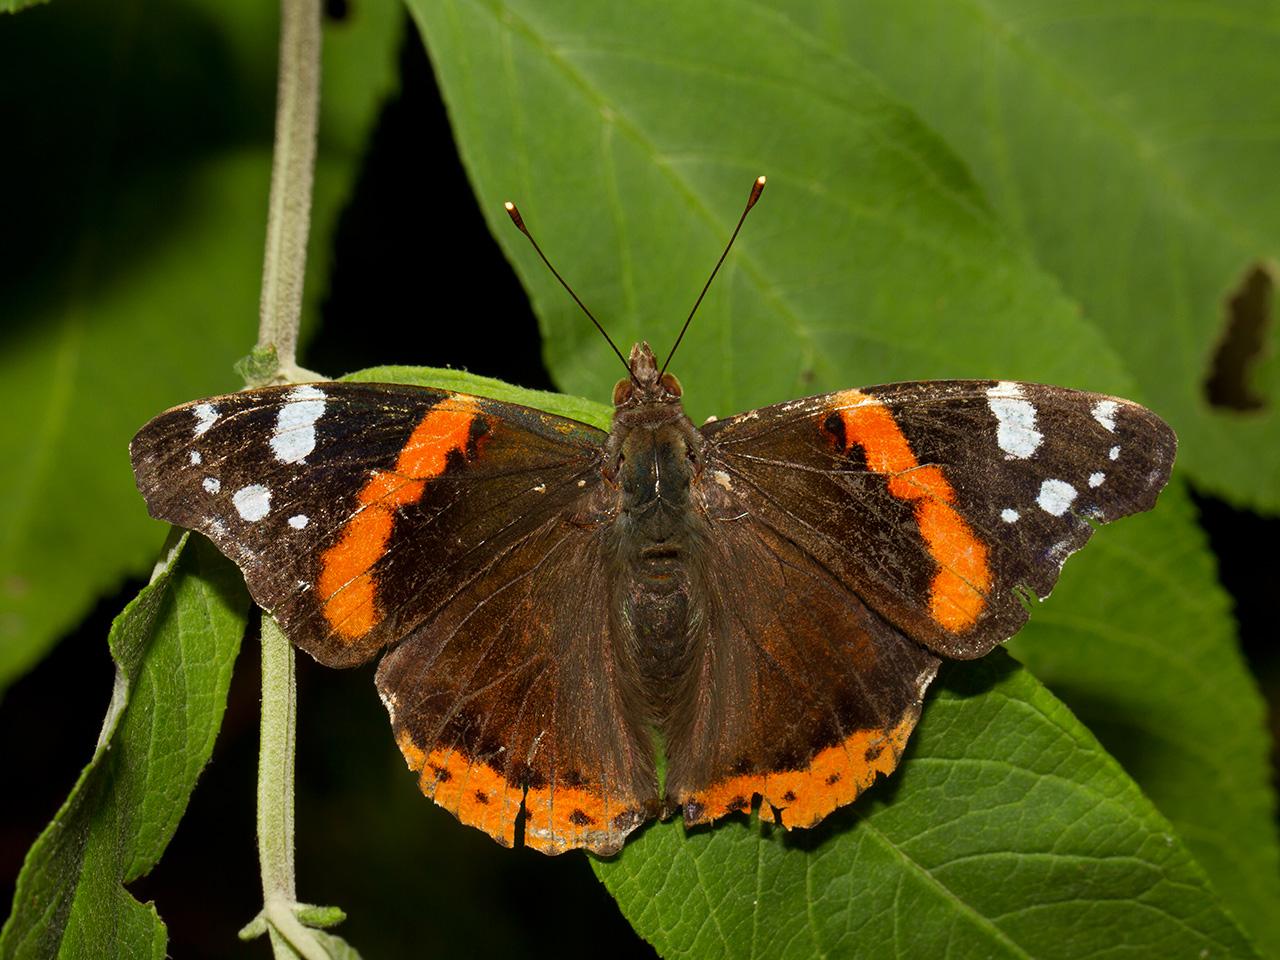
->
[130,383,611,668]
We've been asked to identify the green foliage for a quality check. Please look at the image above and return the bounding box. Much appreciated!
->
[2,0,1276,957]
[0,0,399,693]
[0,536,249,958]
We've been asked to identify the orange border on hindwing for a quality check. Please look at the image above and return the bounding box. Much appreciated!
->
[682,712,919,828]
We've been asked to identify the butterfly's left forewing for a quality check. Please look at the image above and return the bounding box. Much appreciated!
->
[700,379,1177,660]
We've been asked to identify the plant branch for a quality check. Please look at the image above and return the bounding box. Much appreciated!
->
[246,0,340,956]
[254,0,323,385]
[257,615,298,912]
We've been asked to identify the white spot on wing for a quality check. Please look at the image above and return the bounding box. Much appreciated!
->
[1109,445,1120,461]
[288,514,309,529]
[233,484,271,522]
[270,385,327,464]
[1001,508,1019,523]
[1088,472,1105,488]
[986,382,1042,459]
[1092,399,1119,432]
[533,483,547,494]
[1036,479,1077,517]
[202,477,221,494]
[189,451,202,465]
[193,403,218,436]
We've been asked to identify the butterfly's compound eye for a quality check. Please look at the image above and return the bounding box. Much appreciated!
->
[613,378,634,406]
[660,373,683,398]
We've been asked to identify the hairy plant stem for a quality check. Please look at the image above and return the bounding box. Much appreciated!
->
[256,0,322,383]
[258,617,331,960]
[252,0,325,956]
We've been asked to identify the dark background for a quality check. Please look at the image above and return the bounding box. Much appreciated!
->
[1,18,1275,960]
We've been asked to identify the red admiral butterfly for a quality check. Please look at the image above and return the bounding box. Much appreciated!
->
[130,178,1176,855]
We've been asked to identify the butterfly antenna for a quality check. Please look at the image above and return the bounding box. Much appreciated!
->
[660,175,766,377]
[504,201,631,374]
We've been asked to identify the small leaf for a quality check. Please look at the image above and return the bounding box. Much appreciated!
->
[293,904,348,930]
[284,929,362,960]
[240,903,360,960]
[304,930,362,960]
[594,654,1259,959]
[0,536,250,958]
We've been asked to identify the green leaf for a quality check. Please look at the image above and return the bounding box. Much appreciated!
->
[1010,480,1280,953]
[0,0,399,693]
[779,0,1280,511]
[0,535,250,958]
[406,0,1136,424]
[0,0,48,15]
[404,1,1274,951]
[593,655,1259,959]
[344,365,614,430]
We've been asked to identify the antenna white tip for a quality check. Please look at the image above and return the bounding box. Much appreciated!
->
[504,201,515,211]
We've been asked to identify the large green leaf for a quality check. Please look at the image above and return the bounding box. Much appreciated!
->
[0,0,48,14]
[0,0,399,692]
[1009,480,1280,953]
[0,536,249,958]
[407,0,1134,420]
[593,655,1258,959]
[780,0,1280,511]
[405,1,1275,952]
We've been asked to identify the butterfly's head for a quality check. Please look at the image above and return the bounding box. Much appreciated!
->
[614,341,683,409]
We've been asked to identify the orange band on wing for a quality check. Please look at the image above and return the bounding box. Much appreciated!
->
[682,711,918,829]
[395,731,643,854]
[833,391,992,631]
[318,396,480,640]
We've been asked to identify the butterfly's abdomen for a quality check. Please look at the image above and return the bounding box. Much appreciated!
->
[613,421,705,710]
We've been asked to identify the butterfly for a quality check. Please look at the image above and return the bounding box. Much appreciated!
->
[130,179,1176,855]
